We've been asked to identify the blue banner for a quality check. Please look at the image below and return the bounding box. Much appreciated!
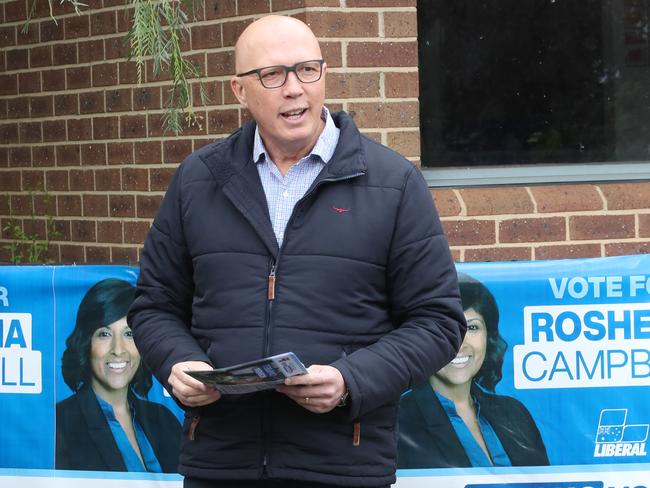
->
[0,257,648,486]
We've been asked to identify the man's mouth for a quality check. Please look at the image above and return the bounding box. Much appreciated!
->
[281,108,307,119]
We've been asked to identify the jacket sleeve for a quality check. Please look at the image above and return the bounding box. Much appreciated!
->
[127,163,212,394]
[332,166,466,420]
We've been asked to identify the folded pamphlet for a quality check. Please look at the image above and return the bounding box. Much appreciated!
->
[185,352,308,394]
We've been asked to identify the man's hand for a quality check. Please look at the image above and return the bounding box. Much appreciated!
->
[276,365,347,414]
[168,361,222,407]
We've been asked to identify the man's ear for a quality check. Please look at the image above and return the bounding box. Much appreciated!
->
[230,77,247,108]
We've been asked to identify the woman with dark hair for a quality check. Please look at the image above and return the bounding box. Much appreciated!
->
[56,278,181,472]
[397,273,549,468]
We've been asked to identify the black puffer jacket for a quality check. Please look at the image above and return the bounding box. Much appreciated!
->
[129,111,466,486]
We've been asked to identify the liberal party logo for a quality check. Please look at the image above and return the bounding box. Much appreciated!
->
[0,313,42,394]
[594,408,648,457]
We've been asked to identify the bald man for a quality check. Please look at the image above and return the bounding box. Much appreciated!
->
[129,15,465,488]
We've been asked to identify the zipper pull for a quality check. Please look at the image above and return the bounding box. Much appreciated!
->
[353,421,361,447]
[188,416,200,441]
[268,265,276,300]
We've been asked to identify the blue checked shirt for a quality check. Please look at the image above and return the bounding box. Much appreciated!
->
[254,107,340,247]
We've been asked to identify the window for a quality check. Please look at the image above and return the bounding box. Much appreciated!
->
[418,0,650,185]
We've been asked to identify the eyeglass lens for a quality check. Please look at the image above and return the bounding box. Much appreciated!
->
[259,61,323,88]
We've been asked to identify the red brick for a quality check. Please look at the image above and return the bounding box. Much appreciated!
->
[193,80,221,106]
[107,142,134,166]
[83,194,109,217]
[116,6,133,33]
[5,1,27,22]
[124,220,151,244]
[205,0,236,19]
[56,144,80,166]
[0,123,19,143]
[18,22,39,44]
[19,122,42,143]
[119,61,138,84]
[145,58,172,83]
[18,71,41,93]
[640,214,650,238]
[7,97,29,118]
[500,217,566,243]
[431,189,461,217]
[80,91,105,114]
[81,143,106,165]
[460,187,534,216]
[311,12,379,38]
[97,220,122,243]
[40,20,64,42]
[42,69,66,91]
[600,182,650,210]
[0,74,18,96]
[385,11,417,38]
[137,195,162,218]
[32,146,55,167]
[53,219,71,241]
[535,244,602,260]
[327,72,380,99]
[69,169,94,190]
[0,26,16,47]
[71,219,96,242]
[530,184,603,213]
[163,140,192,164]
[320,42,342,68]
[30,95,53,117]
[52,43,77,65]
[443,219,495,246]
[206,51,235,78]
[465,246,532,262]
[387,131,420,159]
[92,63,118,87]
[9,195,32,215]
[0,195,8,214]
[147,113,165,137]
[191,24,222,50]
[348,101,418,128]
[135,141,162,164]
[237,0,270,15]
[21,170,44,191]
[132,87,159,110]
[60,244,85,263]
[64,15,89,39]
[385,72,419,98]
[46,170,69,191]
[570,215,635,240]
[348,41,417,67]
[109,194,135,217]
[0,147,7,166]
[122,167,149,191]
[9,147,31,167]
[7,48,28,69]
[605,242,650,256]
[150,167,176,191]
[104,36,127,59]
[86,245,111,263]
[67,66,91,90]
[91,11,116,35]
[54,94,78,115]
[120,115,147,138]
[111,246,138,264]
[207,108,240,134]
[42,120,67,142]
[106,88,132,112]
[67,118,93,142]
[0,170,20,191]
[95,168,121,190]
[222,19,253,48]
[93,116,119,140]
[58,195,82,216]
[78,39,105,63]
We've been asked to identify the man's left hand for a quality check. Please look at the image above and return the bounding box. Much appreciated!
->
[276,365,347,413]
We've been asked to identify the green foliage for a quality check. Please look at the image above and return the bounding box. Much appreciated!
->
[24,0,207,135]
[3,192,60,265]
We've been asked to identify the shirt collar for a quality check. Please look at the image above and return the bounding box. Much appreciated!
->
[253,106,337,166]
[435,390,482,418]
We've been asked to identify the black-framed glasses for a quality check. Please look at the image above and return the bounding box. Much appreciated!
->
[236,59,325,89]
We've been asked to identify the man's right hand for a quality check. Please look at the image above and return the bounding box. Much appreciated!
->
[168,361,222,407]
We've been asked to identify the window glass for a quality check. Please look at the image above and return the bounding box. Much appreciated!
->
[418,0,650,167]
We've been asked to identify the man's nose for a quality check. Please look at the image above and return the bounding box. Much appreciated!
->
[282,71,304,94]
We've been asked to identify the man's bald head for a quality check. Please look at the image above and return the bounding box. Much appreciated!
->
[234,15,322,73]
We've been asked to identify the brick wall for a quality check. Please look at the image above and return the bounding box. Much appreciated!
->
[1,0,648,264]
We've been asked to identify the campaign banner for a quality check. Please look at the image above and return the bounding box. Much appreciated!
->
[0,257,648,486]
